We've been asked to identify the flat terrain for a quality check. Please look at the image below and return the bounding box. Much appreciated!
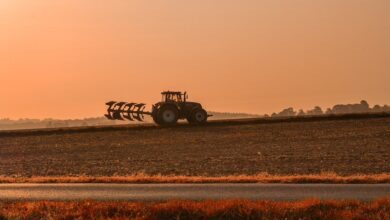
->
[0,115,389,176]
[1,183,389,201]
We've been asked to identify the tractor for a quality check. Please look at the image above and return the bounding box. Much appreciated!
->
[105,91,211,125]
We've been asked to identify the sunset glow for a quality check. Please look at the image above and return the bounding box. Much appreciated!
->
[1,0,389,119]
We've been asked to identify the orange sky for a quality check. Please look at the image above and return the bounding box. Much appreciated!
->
[1,0,389,119]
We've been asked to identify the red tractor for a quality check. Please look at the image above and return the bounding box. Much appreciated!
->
[105,91,211,125]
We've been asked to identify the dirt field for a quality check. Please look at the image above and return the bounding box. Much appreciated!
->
[0,116,389,177]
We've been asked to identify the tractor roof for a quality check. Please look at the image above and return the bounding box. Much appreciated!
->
[161,91,184,95]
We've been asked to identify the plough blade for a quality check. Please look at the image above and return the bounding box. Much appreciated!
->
[112,102,126,120]
[104,101,117,120]
[133,103,146,121]
[105,101,150,122]
[122,103,135,121]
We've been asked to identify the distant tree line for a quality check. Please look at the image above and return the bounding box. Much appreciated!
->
[0,117,119,130]
[0,112,259,130]
[268,100,390,117]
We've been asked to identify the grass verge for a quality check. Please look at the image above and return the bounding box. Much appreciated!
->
[1,173,389,184]
[0,198,389,219]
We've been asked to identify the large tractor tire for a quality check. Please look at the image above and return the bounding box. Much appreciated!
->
[189,108,208,124]
[157,105,179,125]
[152,114,163,125]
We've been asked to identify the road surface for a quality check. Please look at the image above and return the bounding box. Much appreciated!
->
[0,184,389,201]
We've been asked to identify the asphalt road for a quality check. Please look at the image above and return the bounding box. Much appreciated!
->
[0,184,389,201]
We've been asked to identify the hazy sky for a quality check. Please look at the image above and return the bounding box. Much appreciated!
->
[1,0,389,119]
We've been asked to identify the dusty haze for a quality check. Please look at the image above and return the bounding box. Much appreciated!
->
[1,0,389,119]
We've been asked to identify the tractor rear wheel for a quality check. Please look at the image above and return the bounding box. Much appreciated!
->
[152,114,163,125]
[157,105,179,125]
[190,108,208,124]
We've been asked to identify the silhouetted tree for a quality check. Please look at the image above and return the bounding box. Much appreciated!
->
[331,100,370,114]
[269,100,390,118]
[372,105,382,112]
[273,107,296,117]
[307,106,323,115]
[297,109,306,116]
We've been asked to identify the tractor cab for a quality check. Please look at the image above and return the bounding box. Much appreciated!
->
[161,91,187,103]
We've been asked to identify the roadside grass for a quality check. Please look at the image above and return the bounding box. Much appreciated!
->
[1,173,389,184]
[0,198,389,219]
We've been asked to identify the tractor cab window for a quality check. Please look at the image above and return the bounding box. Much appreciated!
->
[162,93,182,102]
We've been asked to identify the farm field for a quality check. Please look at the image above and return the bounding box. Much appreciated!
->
[0,115,389,177]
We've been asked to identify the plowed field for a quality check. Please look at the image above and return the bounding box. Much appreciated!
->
[1,115,389,176]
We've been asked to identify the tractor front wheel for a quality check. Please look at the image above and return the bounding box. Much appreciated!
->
[189,108,208,124]
[157,105,179,125]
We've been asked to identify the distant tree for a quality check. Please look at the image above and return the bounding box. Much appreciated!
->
[360,100,369,107]
[372,105,382,112]
[330,100,370,114]
[0,118,11,122]
[276,107,296,117]
[297,109,306,116]
[307,106,323,115]
[359,100,370,112]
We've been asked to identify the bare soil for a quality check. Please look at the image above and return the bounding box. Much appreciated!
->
[0,116,389,176]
